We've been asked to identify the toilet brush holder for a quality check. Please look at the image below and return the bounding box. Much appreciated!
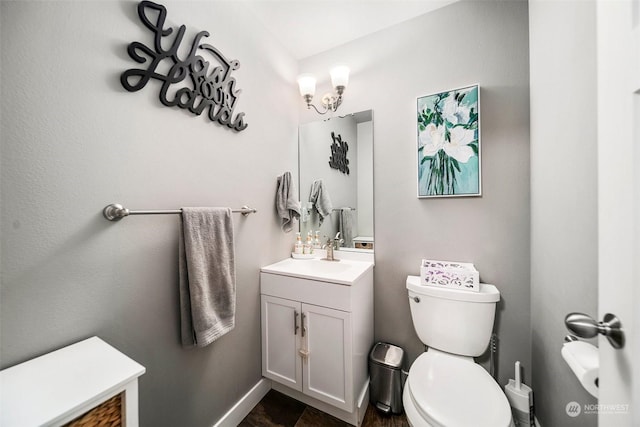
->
[504,361,534,426]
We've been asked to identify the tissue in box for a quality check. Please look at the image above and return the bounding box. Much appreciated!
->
[420,259,479,292]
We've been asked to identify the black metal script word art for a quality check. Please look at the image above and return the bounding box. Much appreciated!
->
[328,132,349,174]
[121,1,247,132]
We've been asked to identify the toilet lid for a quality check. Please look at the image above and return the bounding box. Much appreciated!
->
[408,351,512,427]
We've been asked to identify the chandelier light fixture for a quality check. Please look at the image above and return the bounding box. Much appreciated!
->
[297,65,350,115]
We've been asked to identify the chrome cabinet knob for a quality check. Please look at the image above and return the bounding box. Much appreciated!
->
[413,296,420,303]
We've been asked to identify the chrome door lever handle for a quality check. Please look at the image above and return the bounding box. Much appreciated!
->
[565,312,625,349]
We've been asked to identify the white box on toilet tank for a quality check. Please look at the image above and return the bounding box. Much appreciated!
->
[420,259,480,292]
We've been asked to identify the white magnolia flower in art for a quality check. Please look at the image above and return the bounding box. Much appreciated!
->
[443,126,476,163]
[419,123,445,157]
[442,96,470,125]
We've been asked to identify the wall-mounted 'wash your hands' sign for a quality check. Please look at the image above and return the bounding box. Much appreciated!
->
[121,1,248,132]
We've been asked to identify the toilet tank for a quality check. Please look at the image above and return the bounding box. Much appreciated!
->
[406,275,500,357]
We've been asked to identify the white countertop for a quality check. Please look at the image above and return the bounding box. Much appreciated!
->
[261,256,374,285]
[0,336,146,427]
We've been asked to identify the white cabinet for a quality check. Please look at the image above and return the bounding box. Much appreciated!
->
[260,261,373,426]
[262,295,302,390]
[262,296,353,411]
[0,337,145,427]
[303,303,352,411]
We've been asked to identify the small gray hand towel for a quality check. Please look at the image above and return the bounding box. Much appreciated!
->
[179,207,235,348]
[309,179,333,225]
[276,172,301,233]
[339,207,353,248]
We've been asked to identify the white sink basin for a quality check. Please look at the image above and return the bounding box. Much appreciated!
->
[260,257,374,285]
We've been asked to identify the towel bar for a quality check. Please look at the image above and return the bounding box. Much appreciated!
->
[103,203,257,221]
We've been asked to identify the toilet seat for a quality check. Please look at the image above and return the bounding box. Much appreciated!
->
[406,350,513,427]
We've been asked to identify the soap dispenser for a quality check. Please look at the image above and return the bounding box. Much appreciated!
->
[294,232,303,254]
[303,232,314,254]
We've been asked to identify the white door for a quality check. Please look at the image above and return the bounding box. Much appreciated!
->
[301,303,353,412]
[596,0,639,425]
[261,295,302,391]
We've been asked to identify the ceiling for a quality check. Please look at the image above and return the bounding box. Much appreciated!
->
[241,0,458,60]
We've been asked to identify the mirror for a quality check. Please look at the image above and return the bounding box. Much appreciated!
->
[298,110,374,252]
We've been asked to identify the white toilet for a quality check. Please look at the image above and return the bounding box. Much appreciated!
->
[403,275,514,427]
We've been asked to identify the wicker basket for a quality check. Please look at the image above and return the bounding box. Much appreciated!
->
[64,393,122,427]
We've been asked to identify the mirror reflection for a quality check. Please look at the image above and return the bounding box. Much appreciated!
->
[298,110,374,252]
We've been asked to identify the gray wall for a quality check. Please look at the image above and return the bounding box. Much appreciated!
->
[0,2,298,426]
[300,0,531,387]
[529,1,598,425]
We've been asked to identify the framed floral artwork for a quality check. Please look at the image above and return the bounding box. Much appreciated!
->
[417,84,481,198]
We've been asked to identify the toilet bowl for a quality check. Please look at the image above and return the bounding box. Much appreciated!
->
[402,349,513,427]
[404,275,514,427]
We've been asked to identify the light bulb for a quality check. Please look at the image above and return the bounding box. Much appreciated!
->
[330,65,350,90]
[297,74,316,97]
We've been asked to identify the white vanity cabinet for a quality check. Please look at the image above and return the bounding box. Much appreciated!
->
[261,295,353,411]
[260,258,374,426]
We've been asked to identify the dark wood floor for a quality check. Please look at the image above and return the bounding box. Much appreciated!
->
[240,390,409,427]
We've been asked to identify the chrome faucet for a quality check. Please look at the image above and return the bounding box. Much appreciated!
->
[322,232,344,261]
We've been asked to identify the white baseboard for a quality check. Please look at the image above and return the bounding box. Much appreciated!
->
[356,380,370,426]
[213,378,272,427]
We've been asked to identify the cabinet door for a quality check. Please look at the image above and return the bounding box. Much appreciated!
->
[301,303,353,411]
[261,295,302,391]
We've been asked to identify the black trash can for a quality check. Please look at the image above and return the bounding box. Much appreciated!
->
[369,342,405,415]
